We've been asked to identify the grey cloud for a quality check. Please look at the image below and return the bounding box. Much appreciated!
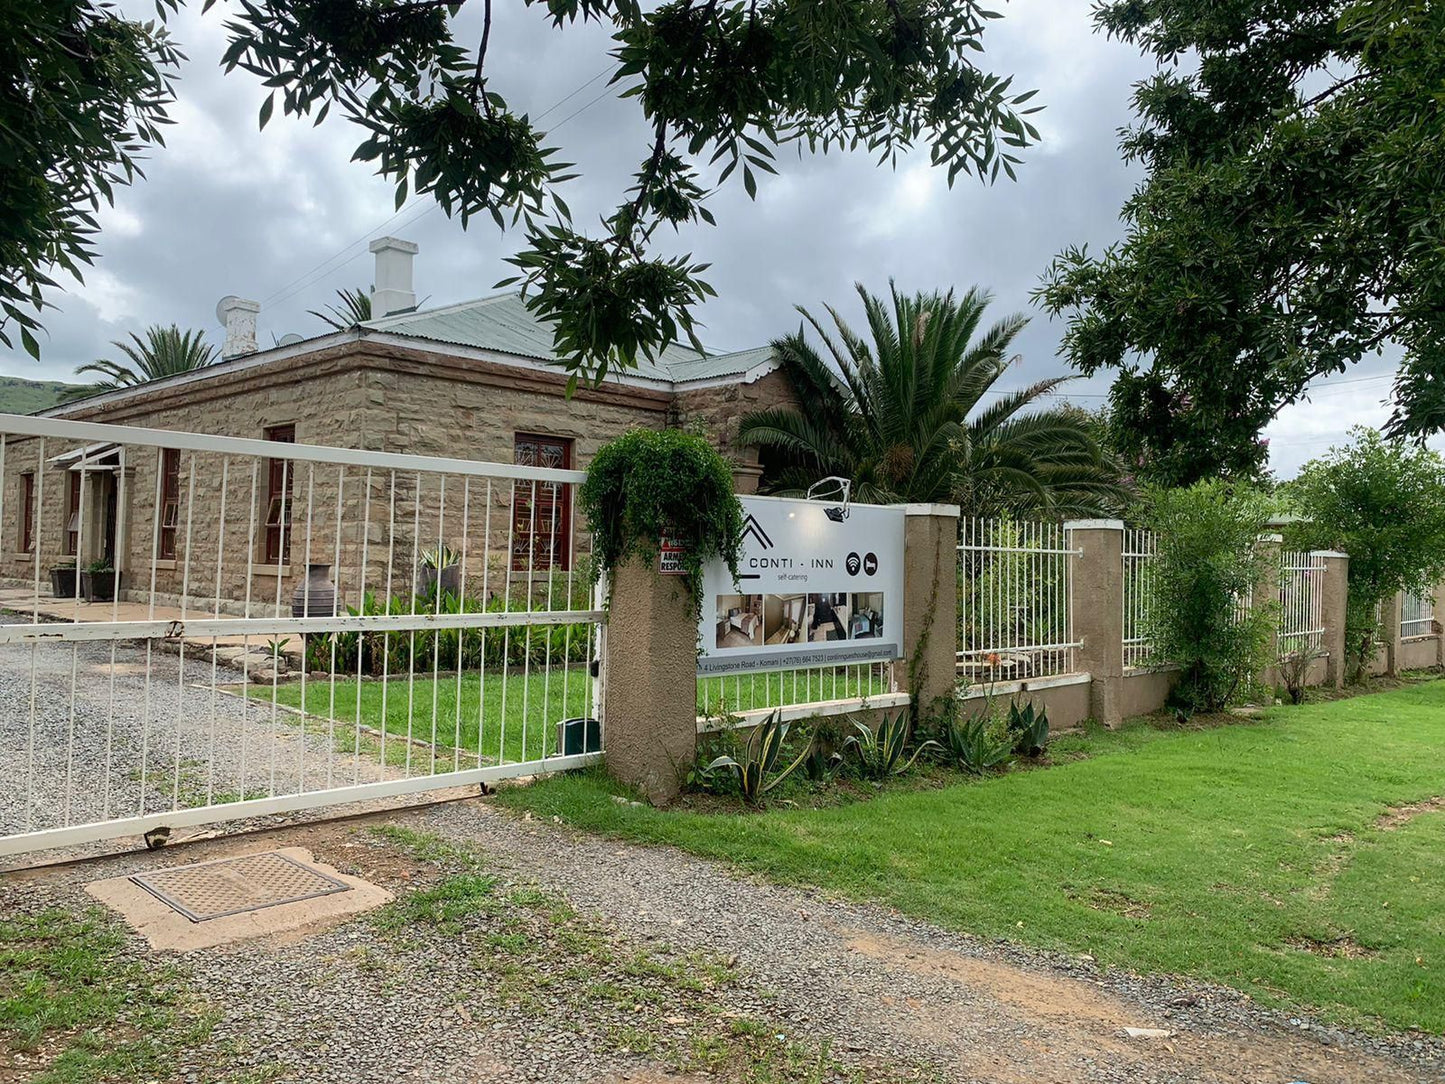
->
[4,1,1396,477]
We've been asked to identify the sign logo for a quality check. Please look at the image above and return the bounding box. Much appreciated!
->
[864,552,878,575]
[846,552,861,575]
[741,514,774,550]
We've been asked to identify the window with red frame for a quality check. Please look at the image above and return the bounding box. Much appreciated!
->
[65,473,82,555]
[511,434,572,572]
[159,449,181,559]
[263,424,296,564]
[20,472,34,553]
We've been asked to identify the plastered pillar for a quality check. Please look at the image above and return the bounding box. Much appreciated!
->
[901,504,961,718]
[602,557,698,803]
[1383,590,1404,677]
[1065,520,1125,726]
[1316,551,1349,688]
[1255,534,1283,690]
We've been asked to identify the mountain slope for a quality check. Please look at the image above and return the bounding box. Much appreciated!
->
[0,375,80,415]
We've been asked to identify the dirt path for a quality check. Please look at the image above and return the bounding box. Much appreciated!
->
[2,797,1439,1084]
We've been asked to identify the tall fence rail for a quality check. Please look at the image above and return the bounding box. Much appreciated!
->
[1121,527,1157,668]
[1401,591,1436,640]
[957,517,1079,681]
[1278,551,1327,656]
[0,413,603,857]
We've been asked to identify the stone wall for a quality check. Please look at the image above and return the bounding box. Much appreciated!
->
[673,369,798,495]
[1,340,799,616]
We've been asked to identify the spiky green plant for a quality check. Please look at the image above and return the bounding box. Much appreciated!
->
[942,709,1014,776]
[62,325,217,402]
[739,282,1126,517]
[845,711,940,781]
[309,286,372,330]
[704,710,810,804]
[1005,700,1050,757]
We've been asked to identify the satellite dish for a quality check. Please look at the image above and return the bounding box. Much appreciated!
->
[215,295,241,325]
[277,333,304,347]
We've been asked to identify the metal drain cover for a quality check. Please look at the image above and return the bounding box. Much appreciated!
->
[130,850,351,922]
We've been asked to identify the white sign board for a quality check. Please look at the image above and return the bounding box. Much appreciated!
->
[697,495,905,675]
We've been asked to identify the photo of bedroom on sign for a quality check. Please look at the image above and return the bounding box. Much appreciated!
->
[714,594,764,649]
[806,592,851,642]
[850,592,885,638]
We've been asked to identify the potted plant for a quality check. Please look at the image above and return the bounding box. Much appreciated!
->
[416,543,462,598]
[81,558,119,603]
[49,561,78,598]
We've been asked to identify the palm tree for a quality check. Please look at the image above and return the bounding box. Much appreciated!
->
[309,286,371,330]
[61,325,218,402]
[738,283,1126,517]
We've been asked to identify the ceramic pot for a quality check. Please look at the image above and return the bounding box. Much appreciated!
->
[291,563,337,617]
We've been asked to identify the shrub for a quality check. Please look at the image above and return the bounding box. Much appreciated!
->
[1142,480,1275,712]
[700,710,810,804]
[1286,428,1445,683]
[1006,700,1049,757]
[1277,646,1325,705]
[941,709,1013,776]
[579,428,743,618]
[845,712,940,781]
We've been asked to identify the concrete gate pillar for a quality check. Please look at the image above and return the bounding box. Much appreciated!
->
[601,558,697,803]
[1316,550,1349,688]
[1255,534,1283,690]
[901,504,961,716]
[1065,520,1125,726]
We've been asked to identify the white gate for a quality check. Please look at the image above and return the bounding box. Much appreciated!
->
[0,414,603,858]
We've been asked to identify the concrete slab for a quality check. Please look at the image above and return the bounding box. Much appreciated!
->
[85,845,390,952]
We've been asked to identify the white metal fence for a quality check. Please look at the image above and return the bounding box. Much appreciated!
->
[1121,527,1156,668]
[0,414,603,857]
[1401,591,1435,639]
[957,517,1079,681]
[1278,551,1326,656]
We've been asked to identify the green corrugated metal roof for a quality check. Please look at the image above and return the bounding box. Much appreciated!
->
[364,292,774,385]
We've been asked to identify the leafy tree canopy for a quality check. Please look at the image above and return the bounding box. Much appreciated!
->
[1,0,181,361]
[1284,427,1445,680]
[739,282,1126,516]
[1034,0,1445,485]
[5,1,1040,388]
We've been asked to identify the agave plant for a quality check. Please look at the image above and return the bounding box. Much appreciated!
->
[1006,700,1050,758]
[704,709,810,805]
[420,543,461,570]
[845,712,940,781]
[943,711,1013,776]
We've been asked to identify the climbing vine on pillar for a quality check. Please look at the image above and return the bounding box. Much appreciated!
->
[580,429,743,620]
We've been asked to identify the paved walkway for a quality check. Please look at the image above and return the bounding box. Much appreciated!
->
[2,799,1438,1084]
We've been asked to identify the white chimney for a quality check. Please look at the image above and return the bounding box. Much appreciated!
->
[216,295,260,358]
[369,236,418,319]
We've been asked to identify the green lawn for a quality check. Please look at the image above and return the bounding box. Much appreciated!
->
[248,667,594,763]
[498,680,1445,1033]
[248,664,893,765]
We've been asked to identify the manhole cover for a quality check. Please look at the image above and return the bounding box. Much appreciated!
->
[130,851,351,922]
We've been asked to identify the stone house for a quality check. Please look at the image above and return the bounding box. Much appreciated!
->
[1,238,796,612]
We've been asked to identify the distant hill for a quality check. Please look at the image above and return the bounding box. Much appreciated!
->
[0,375,80,415]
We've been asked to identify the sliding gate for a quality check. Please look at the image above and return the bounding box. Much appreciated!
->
[0,414,603,858]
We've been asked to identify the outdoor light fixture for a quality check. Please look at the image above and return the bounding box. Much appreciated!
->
[806,476,852,522]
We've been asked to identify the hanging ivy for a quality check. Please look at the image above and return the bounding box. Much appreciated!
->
[580,428,743,618]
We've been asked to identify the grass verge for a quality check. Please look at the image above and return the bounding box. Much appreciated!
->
[497,680,1445,1034]
[0,907,214,1083]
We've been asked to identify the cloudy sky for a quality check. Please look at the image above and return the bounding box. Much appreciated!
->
[3,1,1408,476]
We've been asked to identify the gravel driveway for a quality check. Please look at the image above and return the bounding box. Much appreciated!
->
[0,641,384,841]
[2,797,1439,1084]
